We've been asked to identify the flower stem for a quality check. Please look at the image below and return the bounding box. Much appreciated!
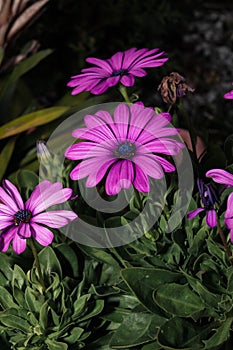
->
[216,218,233,267]
[28,238,46,292]
[118,84,131,104]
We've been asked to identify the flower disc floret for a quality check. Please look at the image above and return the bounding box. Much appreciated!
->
[65,103,184,195]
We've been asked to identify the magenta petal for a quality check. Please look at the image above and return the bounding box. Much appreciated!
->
[206,210,217,227]
[224,90,233,99]
[32,210,77,228]
[25,181,54,212]
[12,233,27,254]
[0,203,15,215]
[106,76,121,87]
[225,216,233,230]
[133,155,164,179]
[108,51,124,70]
[86,158,117,187]
[153,156,175,172]
[70,157,111,181]
[118,160,134,190]
[225,193,233,229]
[133,164,150,193]
[65,142,111,160]
[105,162,122,195]
[31,223,54,246]
[90,80,110,95]
[129,68,147,77]
[26,182,72,214]
[120,74,135,87]
[0,226,17,252]
[114,104,130,139]
[230,229,233,243]
[18,223,32,238]
[33,188,72,214]
[206,169,233,187]
[86,57,112,73]
[138,138,182,155]
[2,180,24,209]
[0,186,20,212]
[95,110,114,124]
[187,208,204,220]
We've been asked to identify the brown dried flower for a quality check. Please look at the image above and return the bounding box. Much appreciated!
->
[158,72,195,104]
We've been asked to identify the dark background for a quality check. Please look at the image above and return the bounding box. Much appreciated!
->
[6,0,233,144]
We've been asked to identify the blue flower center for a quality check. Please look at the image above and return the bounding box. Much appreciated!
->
[115,142,136,159]
[14,210,32,226]
[112,69,127,77]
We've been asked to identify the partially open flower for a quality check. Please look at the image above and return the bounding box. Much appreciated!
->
[187,178,219,227]
[158,72,195,104]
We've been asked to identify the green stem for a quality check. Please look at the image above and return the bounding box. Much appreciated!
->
[28,238,46,292]
[134,187,144,212]
[118,84,131,104]
[216,218,233,267]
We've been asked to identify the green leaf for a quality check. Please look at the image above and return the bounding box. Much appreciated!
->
[196,281,221,311]
[121,268,183,313]
[142,342,162,350]
[0,254,13,280]
[25,286,44,313]
[63,327,84,343]
[203,317,233,348]
[188,226,207,256]
[154,283,205,317]
[72,294,91,320]
[0,309,30,333]
[110,313,167,348]
[12,264,27,290]
[206,239,229,266]
[0,49,53,101]
[55,244,79,278]
[79,244,120,267]
[45,339,68,350]
[0,136,17,181]
[157,317,213,349]
[0,286,19,309]
[0,106,69,140]
[39,301,49,330]
[16,170,39,191]
[78,300,104,322]
[38,246,62,279]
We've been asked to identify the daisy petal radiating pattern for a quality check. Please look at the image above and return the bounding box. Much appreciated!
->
[65,103,184,195]
[0,180,78,254]
[67,48,168,95]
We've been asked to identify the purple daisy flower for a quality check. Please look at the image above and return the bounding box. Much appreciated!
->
[187,178,219,227]
[65,103,184,195]
[67,47,168,95]
[206,169,233,240]
[224,83,233,99]
[0,180,78,254]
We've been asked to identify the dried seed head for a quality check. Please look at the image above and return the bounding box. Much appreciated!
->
[158,72,195,104]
